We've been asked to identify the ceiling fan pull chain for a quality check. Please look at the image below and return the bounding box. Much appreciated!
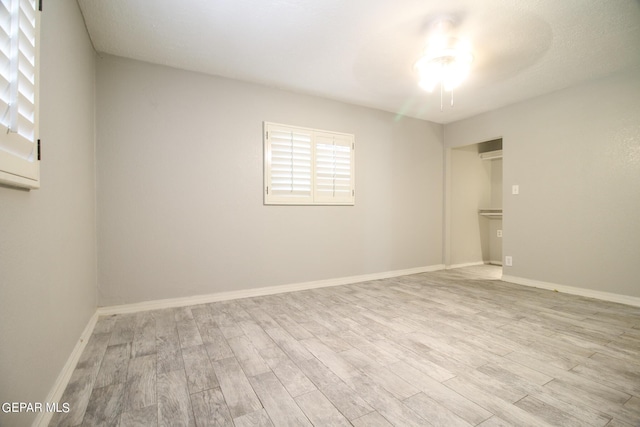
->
[451,88,454,107]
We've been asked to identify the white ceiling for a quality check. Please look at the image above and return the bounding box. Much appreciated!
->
[76,0,640,124]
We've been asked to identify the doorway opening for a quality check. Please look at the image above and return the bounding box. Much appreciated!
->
[447,138,503,273]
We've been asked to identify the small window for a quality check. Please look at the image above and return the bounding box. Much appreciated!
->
[0,0,40,189]
[264,122,355,205]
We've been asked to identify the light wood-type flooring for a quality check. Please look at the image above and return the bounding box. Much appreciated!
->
[50,266,640,426]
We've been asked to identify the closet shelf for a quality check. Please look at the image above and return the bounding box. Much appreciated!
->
[479,209,503,219]
[479,149,503,160]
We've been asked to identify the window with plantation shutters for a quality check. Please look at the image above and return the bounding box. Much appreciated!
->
[0,0,40,189]
[264,122,355,205]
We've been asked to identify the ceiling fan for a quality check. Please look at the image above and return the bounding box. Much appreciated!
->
[414,19,474,111]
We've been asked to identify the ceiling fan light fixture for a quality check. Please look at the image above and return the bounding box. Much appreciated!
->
[414,22,474,109]
[415,37,473,92]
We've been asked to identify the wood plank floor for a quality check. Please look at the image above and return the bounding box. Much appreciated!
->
[50,266,640,426]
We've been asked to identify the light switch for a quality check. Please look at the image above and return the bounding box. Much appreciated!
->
[512,185,519,195]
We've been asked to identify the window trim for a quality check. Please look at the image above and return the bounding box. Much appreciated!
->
[264,122,355,206]
[0,0,40,190]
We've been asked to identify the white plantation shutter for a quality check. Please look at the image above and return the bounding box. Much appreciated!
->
[264,122,355,205]
[0,0,39,189]
[266,124,313,203]
[314,132,354,204]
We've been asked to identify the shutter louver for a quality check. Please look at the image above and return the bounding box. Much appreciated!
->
[1,0,14,130]
[0,0,39,189]
[16,0,36,143]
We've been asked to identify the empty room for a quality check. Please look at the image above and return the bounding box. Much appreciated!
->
[1,0,639,426]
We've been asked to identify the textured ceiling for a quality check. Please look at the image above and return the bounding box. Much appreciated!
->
[76,0,640,124]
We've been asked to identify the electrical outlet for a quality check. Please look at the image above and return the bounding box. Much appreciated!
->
[512,185,519,195]
[497,230,503,237]
[505,256,513,266]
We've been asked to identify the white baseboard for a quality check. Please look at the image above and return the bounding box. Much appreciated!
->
[446,261,487,269]
[98,264,446,316]
[501,274,640,308]
[33,311,99,427]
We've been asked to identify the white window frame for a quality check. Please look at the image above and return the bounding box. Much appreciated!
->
[264,122,355,206]
[0,0,40,189]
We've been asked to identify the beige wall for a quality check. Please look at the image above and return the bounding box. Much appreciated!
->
[445,67,640,297]
[0,1,96,426]
[95,55,444,306]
